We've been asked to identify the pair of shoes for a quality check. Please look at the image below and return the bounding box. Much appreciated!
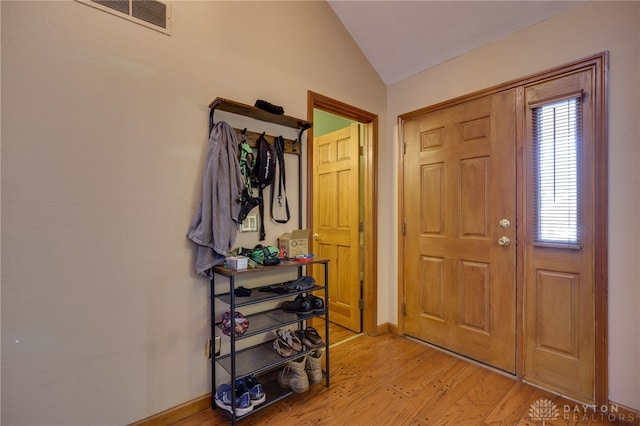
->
[281,294,324,315]
[286,275,316,291]
[278,355,309,393]
[294,327,323,349]
[214,375,266,416]
[273,328,304,357]
[214,383,253,416]
[278,350,324,392]
[276,329,303,352]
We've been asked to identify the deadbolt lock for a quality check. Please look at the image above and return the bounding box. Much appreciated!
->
[499,219,511,228]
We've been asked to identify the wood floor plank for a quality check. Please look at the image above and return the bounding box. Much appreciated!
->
[171,333,634,426]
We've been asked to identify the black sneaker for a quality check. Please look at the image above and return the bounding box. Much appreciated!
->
[281,295,312,315]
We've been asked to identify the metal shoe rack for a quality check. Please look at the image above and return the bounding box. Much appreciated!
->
[211,259,330,424]
[208,98,328,424]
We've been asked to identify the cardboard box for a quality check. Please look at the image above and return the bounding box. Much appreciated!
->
[226,256,249,270]
[278,229,310,258]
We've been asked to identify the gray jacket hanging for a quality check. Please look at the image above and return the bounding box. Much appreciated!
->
[187,121,244,277]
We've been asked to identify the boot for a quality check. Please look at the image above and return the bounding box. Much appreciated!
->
[278,355,309,393]
[306,349,324,384]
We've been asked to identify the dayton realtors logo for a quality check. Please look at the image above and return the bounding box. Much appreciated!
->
[528,398,638,424]
[528,399,560,424]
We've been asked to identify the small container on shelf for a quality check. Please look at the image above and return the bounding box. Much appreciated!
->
[226,256,249,270]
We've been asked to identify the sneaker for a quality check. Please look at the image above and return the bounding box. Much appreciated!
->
[242,375,266,406]
[214,383,253,416]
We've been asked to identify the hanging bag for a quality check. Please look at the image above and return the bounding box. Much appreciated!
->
[252,133,276,240]
[237,130,262,223]
[270,136,290,223]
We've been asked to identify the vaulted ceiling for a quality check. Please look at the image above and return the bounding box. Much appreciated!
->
[327,1,585,85]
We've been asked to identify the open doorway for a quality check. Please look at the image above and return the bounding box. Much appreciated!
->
[307,91,378,339]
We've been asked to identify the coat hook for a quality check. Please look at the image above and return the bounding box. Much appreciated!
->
[208,108,215,132]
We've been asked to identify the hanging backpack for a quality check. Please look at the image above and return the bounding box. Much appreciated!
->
[253,132,276,189]
[237,131,262,223]
[253,133,276,240]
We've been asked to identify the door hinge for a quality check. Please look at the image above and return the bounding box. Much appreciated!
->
[359,299,364,310]
[402,303,407,316]
[402,222,406,235]
[403,142,406,155]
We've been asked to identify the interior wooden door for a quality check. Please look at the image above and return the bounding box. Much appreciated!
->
[402,90,517,373]
[312,124,361,332]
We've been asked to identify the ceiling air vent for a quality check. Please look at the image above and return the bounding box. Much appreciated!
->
[80,0,171,35]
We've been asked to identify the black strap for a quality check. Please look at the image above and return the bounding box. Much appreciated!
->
[270,136,290,224]
[258,186,266,241]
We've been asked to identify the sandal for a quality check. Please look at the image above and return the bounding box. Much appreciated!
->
[294,329,318,349]
[305,327,322,345]
[276,328,303,352]
[273,338,293,357]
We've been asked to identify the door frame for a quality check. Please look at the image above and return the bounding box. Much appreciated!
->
[307,91,379,336]
[397,52,608,404]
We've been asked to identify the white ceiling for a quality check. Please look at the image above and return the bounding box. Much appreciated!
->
[328,1,585,85]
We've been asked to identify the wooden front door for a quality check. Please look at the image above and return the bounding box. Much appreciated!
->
[312,123,361,332]
[402,90,517,373]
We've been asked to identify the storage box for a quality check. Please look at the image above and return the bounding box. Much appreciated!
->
[278,229,310,258]
[226,256,249,271]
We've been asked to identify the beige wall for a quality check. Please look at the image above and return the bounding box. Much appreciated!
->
[386,1,640,411]
[0,1,386,424]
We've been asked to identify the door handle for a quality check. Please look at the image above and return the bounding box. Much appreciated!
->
[498,236,511,247]
[313,233,319,241]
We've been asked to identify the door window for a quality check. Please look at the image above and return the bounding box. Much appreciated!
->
[531,97,582,247]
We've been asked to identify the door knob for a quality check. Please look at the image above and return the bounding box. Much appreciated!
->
[499,218,511,228]
[313,233,319,241]
[498,236,510,247]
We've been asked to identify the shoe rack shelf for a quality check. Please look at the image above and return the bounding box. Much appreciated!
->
[210,258,330,424]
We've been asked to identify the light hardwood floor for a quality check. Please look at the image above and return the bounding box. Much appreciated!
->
[174,332,634,425]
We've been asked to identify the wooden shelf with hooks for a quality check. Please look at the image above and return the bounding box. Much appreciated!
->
[209,98,312,155]
[208,96,310,224]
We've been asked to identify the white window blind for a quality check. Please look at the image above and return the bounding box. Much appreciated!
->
[532,97,582,246]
